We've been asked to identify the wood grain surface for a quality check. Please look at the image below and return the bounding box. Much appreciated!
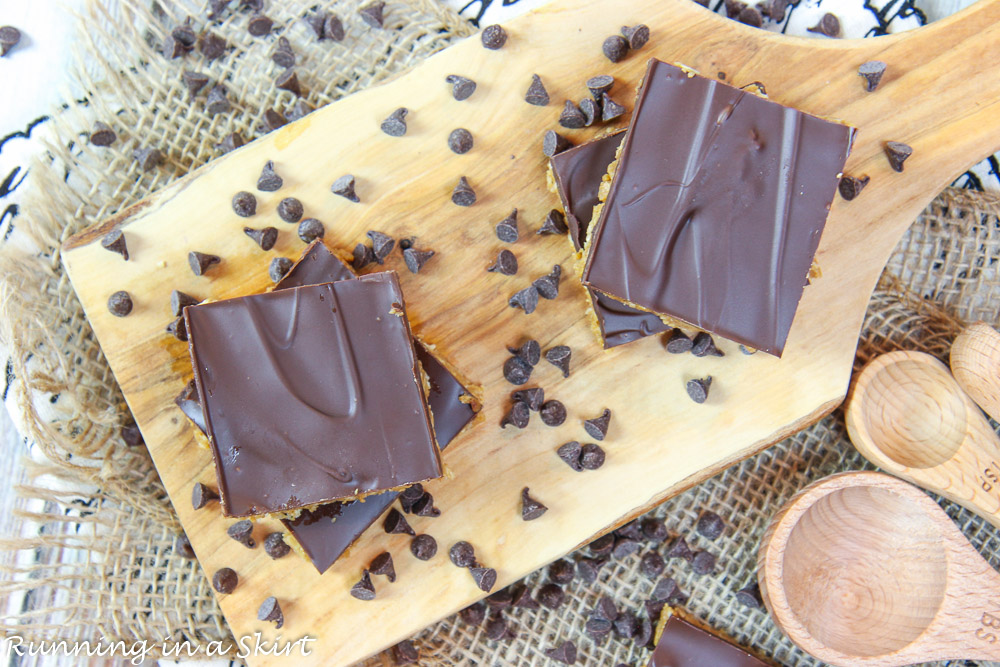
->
[61,0,1000,664]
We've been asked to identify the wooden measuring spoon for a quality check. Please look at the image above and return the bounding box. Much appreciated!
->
[845,350,1000,529]
[759,471,1000,666]
[952,322,1000,422]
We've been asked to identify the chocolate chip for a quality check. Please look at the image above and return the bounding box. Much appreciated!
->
[858,60,887,92]
[537,582,564,609]
[166,317,187,341]
[664,328,692,353]
[666,536,694,561]
[602,35,628,63]
[691,332,724,357]
[512,387,544,411]
[380,107,408,136]
[612,536,640,559]
[257,596,283,627]
[399,247,434,274]
[617,520,641,540]
[352,243,375,270]
[351,570,376,601]
[200,31,227,59]
[686,376,712,404]
[764,0,787,21]
[533,265,562,300]
[521,487,548,520]
[232,191,256,217]
[263,532,291,559]
[584,76,613,103]
[89,121,117,147]
[885,141,912,172]
[325,14,346,41]
[486,587,513,609]
[0,26,22,56]
[445,74,476,101]
[510,338,542,364]
[512,583,539,609]
[268,257,293,282]
[481,24,507,50]
[451,176,477,206]
[557,441,583,471]
[621,24,650,49]
[470,566,497,592]
[384,508,415,535]
[449,541,476,568]
[251,162,282,194]
[635,615,653,648]
[485,616,509,641]
[580,443,606,470]
[559,100,586,129]
[216,132,244,154]
[412,492,440,517]
[524,74,549,106]
[586,618,612,641]
[277,197,304,223]
[487,249,518,275]
[162,35,185,59]
[613,610,638,639]
[645,598,666,621]
[370,551,396,581]
[544,345,571,377]
[271,36,295,67]
[133,147,164,171]
[106,291,133,317]
[189,251,221,276]
[410,534,438,561]
[640,552,665,578]
[448,128,474,154]
[247,13,273,36]
[276,68,302,97]
[263,108,287,132]
[589,596,616,624]
[544,641,576,664]
[359,1,386,28]
[540,400,567,426]
[121,424,144,447]
[807,12,840,37]
[601,93,626,122]
[181,71,209,98]
[537,210,567,235]
[839,174,870,201]
[503,355,533,386]
[212,567,238,593]
[577,556,607,583]
[305,11,327,39]
[391,639,419,665]
[696,511,725,540]
[367,230,395,263]
[398,484,424,513]
[244,226,278,250]
[580,98,598,126]
[508,286,539,314]
[297,219,325,244]
[583,409,610,440]
[640,518,668,543]
[460,602,485,625]
[175,534,196,559]
[331,174,360,202]
[543,130,572,157]
[692,550,717,575]
[495,209,519,243]
[735,582,764,609]
[172,20,196,49]
[548,559,575,584]
[191,482,219,509]
[500,401,530,429]
[101,230,129,260]
[227,520,255,548]
[738,7,763,27]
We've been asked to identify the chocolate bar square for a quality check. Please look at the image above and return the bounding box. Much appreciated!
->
[185,270,441,517]
[650,615,767,667]
[582,59,855,356]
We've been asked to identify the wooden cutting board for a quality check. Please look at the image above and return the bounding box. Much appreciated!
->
[61,0,1000,664]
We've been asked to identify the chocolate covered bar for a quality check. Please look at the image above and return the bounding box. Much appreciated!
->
[185,271,441,517]
[549,132,670,348]
[650,613,769,667]
[582,59,855,356]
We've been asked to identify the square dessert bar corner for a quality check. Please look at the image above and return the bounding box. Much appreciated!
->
[581,59,856,356]
[184,271,441,517]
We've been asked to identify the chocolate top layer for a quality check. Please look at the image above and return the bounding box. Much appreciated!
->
[649,616,768,667]
[550,130,624,251]
[185,272,441,517]
[582,59,854,356]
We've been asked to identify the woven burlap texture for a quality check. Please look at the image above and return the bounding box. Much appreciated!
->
[0,1,998,665]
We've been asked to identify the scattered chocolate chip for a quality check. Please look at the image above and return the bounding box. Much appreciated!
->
[398,484,424,513]
[200,31,227,59]
[576,556,607,583]
[107,291,133,317]
[263,108,287,132]
[402,247,433,273]
[486,249,518,275]
[521,487,548,520]
[277,197,304,223]
[448,128,474,154]
[503,355,533,386]
[271,36,295,67]
[664,328,693,353]
[544,345,571,377]
[330,174,360,202]
[586,75,614,101]
[243,226,278,250]
[544,641,577,664]
[412,492,440,518]
[325,14,346,41]
[580,443,606,470]
[133,147,164,171]
[172,19,196,50]
[275,68,302,96]
[559,100,586,129]
[885,141,912,172]
[121,424,144,447]
[450,541,476,568]
[738,7,764,27]
[359,1,386,28]
[548,559,575,584]
[696,511,726,540]
[485,616,509,641]
[216,132,244,154]
[264,532,291,559]
[445,74,476,101]
[189,251,221,276]
[352,243,375,270]
[686,376,712,404]
[191,482,219,509]
[366,230,395,263]
[807,12,840,37]
[500,401,530,429]
[162,35,185,59]
[89,121,117,147]
[839,174,870,201]
[481,24,507,50]
[297,218,325,244]
[509,339,540,364]
[557,441,584,471]
[635,615,653,648]
[692,550,717,575]
[512,387,544,411]
[735,582,764,609]
[268,257,293,282]
[181,70,209,98]
[392,639,419,665]
[175,534,196,559]
[380,107,408,137]
[451,176,477,206]
[579,98,598,126]
[100,229,129,261]
[583,409,611,440]
[537,582,564,609]
[524,74,550,106]
[495,209,519,242]
[166,317,187,341]
[617,520,641,540]
[509,286,539,315]
[512,583,539,609]
[232,191,257,218]
[534,265,562,300]
[612,536,640,559]
[470,566,497,592]
[601,93,626,122]
[621,24,650,50]
[0,26,22,57]
[586,618,612,641]
[351,570,377,601]
[540,400,567,426]
[666,536,694,561]
[602,35,628,63]
[305,11,327,39]
[370,551,396,581]
[645,598,666,621]
[460,602,486,625]
[589,596,616,624]
[640,518,668,543]
[691,332,724,357]
[537,209,568,236]
[212,567,238,593]
[614,610,638,639]
[543,130,572,157]
[384,508,415,535]
[247,13,273,36]
[640,551,665,578]
[858,60,887,92]
[227,520,255,548]
[486,587,513,610]
[764,0,787,21]
[410,534,438,561]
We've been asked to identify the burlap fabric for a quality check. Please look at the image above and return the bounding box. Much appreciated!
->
[1,2,998,665]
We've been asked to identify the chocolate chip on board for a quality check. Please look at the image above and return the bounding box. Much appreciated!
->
[244,226,278,250]
[533,265,562,299]
[511,387,544,411]
[331,174,360,202]
[807,12,841,37]
[503,355,533,386]
[367,230,396,263]
[537,209,568,236]
[257,160,283,191]
[686,376,713,404]
[370,551,396,581]
[858,60,888,92]
[508,286,539,315]
[352,243,375,270]
[411,534,438,560]
[90,121,118,146]
[101,229,129,260]
[487,249,518,275]
[268,257,293,282]
[885,141,913,172]
[191,482,219,509]
[580,443,606,470]
[602,35,628,63]
[448,128,474,154]
[470,566,497,592]
[540,400,567,426]
[586,75,614,100]
[509,339,541,366]
[227,520,255,548]
[557,441,584,471]
[189,251,221,276]
[383,508,415,535]
[559,100,586,129]
[232,191,257,217]
[298,218,325,244]
[412,492,441,517]
[350,570,377,601]
[580,97,598,126]
[277,197,304,223]
[620,24,650,49]
[601,93,626,122]
[212,567,239,593]
[264,532,291,559]
[839,174,871,200]
[449,541,476,568]
[500,401,530,429]
[521,487,548,520]
[166,317,188,341]
[543,130,572,157]
[403,248,435,273]
[451,176,477,206]
[495,209,520,242]
[445,74,477,101]
[583,409,611,440]
[380,107,408,136]
[544,345,571,377]
[524,74,550,106]
[481,24,507,50]
[691,332,724,357]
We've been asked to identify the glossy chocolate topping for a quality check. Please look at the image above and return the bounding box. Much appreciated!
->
[649,616,768,667]
[582,59,855,356]
[185,271,441,517]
